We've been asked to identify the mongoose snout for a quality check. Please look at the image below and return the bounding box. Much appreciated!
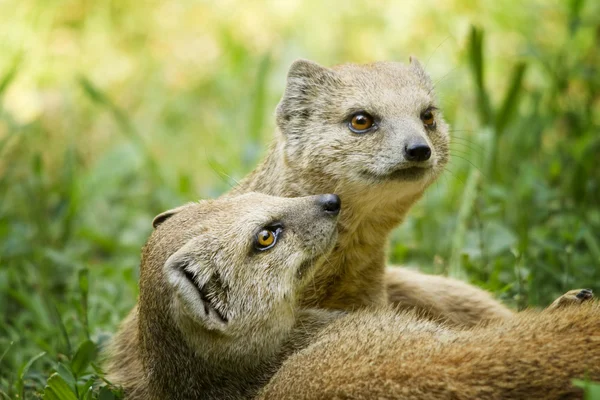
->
[404,142,431,162]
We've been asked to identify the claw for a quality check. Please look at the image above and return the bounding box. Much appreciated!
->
[576,289,593,300]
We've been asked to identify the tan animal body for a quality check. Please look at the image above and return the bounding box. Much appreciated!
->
[105,193,343,399]
[259,290,599,400]
[230,58,511,325]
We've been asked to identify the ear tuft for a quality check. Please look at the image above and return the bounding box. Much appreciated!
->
[409,56,433,88]
[409,56,425,75]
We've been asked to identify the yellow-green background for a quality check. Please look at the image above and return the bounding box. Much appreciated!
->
[1,0,599,398]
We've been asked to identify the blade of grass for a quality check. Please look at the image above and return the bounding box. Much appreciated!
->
[245,54,271,168]
[78,268,90,340]
[573,378,600,399]
[467,26,492,125]
[48,301,72,356]
[568,0,585,35]
[582,228,600,264]
[448,168,481,279]
[42,373,78,400]
[77,76,161,182]
[0,341,13,364]
[0,130,19,159]
[98,386,118,400]
[17,351,46,398]
[495,62,527,136]
[0,54,22,99]
[71,340,97,378]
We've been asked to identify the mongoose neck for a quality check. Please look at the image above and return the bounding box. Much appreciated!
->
[231,135,426,309]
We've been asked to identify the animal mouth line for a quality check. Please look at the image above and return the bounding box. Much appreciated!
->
[363,165,431,182]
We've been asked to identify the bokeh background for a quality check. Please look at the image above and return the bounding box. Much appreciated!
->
[1,0,599,398]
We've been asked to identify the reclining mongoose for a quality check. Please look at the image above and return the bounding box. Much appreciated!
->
[229,58,512,325]
[106,193,343,399]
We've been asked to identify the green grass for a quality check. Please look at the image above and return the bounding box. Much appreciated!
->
[0,0,599,398]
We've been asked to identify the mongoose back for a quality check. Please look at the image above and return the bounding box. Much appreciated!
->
[258,290,599,400]
[106,192,342,399]
[230,58,512,325]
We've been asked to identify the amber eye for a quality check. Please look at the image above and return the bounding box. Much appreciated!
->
[256,229,276,250]
[349,112,375,133]
[421,109,435,127]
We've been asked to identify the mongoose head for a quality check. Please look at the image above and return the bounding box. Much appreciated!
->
[276,57,449,201]
[140,192,340,354]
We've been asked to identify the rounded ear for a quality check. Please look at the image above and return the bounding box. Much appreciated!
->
[287,59,328,80]
[152,205,188,228]
[164,243,229,330]
[276,59,339,132]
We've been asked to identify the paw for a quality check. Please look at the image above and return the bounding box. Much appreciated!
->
[547,289,593,311]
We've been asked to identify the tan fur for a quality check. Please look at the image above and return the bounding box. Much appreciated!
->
[385,267,513,326]
[229,58,511,324]
[259,297,600,400]
[105,193,342,399]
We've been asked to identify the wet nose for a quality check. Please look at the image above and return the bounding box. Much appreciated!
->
[404,143,431,162]
[317,194,341,216]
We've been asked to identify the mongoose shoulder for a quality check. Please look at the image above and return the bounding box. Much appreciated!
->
[258,290,599,400]
[105,193,343,400]
[229,58,512,325]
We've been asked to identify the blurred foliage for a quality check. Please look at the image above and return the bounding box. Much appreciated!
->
[0,0,598,397]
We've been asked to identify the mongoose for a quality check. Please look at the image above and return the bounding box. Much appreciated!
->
[258,289,599,400]
[229,58,512,325]
[105,192,344,399]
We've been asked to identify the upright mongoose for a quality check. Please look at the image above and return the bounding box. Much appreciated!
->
[106,192,344,400]
[259,289,599,400]
[229,58,512,325]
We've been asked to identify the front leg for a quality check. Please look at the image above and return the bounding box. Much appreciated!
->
[385,266,513,327]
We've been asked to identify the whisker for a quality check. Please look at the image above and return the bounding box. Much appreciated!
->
[430,66,461,94]
[425,35,453,68]
[449,153,486,178]
[451,137,485,151]
[451,136,481,143]
[204,149,240,189]
[450,143,483,156]
[442,166,466,186]
[450,149,483,161]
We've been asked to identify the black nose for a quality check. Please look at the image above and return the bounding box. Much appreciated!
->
[404,143,431,162]
[317,194,341,216]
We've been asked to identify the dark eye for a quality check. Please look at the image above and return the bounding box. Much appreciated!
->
[421,109,435,127]
[255,229,277,250]
[349,112,375,133]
